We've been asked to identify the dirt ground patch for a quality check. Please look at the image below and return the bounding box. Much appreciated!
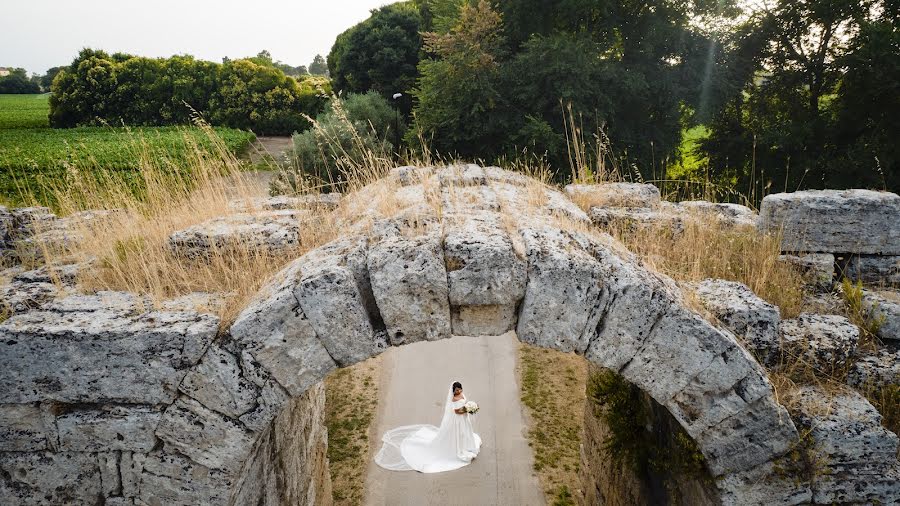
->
[325,355,383,505]
[518,343,589,505]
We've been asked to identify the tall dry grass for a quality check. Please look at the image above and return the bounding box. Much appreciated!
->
[611,218,805,319]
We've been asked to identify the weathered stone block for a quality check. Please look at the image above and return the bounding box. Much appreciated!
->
[517,226,606,353]
[56,405,161,452]
[565,182,661,209]
[444,214,526,308]
[589,206,685,235]
[778,253,835,289]
[780,313,860,372]
[695,278,781,365]
[168,209,309,257]
[677,201,757,228]
[845,254,900,286]
[155,396,255,474]
[134,450,231,506]
[0,451,101,505]
[368,217,451,345]
[0,297,218,405]
[716,461,812,506]
[847,347,900,388]
[792,387,900,504]
[238,379,291,433]
[758,189,900,255]
[295,238,382,366]
[230,261,337,397]
[695,395,797,476]
[179,344,259,419]
[861,290,900,342]
[451,305,518,336]
[0,403,50,451]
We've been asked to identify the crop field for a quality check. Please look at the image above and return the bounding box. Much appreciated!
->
[0,94,255,207]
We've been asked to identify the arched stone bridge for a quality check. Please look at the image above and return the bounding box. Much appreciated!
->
[1,166,813,504]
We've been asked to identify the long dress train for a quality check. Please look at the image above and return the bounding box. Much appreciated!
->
[374,391,482,473]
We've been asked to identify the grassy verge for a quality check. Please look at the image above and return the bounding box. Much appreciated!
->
[324,357,382,505]
[517,343,588,505]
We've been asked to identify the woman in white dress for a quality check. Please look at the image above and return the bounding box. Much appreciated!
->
[374,381,482,473]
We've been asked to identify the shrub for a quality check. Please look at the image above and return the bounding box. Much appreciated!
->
[48,49,329,135]
[274,92,399,191]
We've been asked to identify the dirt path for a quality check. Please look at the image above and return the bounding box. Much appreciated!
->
[247,136,294,166]
[363,332,545,506]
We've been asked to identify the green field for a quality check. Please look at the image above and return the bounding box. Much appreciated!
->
[0,94,255,207]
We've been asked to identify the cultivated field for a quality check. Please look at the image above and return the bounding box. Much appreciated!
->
[0,94,255,207]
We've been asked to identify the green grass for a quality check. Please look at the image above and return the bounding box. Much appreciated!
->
[0,94,51,129]
[0,94,255,207]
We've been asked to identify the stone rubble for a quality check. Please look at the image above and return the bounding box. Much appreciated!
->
[780,313,860,373]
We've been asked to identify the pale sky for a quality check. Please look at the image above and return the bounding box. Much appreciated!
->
[2,0,395,75]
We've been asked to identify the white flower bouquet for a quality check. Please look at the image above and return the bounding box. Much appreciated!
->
[464,401,479,414]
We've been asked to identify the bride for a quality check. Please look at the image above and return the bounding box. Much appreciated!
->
[374,381,482,473]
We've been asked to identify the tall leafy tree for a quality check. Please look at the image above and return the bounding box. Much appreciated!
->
[308,54,328,76]
[328,1,423,112]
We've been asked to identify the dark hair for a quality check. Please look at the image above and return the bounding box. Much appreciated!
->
[452,382,462,392]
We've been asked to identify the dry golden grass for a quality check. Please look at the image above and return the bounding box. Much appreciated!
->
[324,356,383,505]
[612,217,805,318]
[517,343,588,506]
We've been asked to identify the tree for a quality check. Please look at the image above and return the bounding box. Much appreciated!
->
[39,67,64,91]
[328,1,422,108]
[0,68,41,93]
[700,0,898,196]
[411,1,512,158]
[308,54,328,76]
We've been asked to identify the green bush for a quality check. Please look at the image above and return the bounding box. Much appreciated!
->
[49,49,329,135]
[275,92,398,191]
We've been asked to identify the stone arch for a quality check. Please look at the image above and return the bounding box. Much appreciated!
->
[0,166,805,505]
[197,166,799,504]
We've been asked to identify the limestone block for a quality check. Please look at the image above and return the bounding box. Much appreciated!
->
[179,344,259,418]
[780,313,860,372]
[695,279,782,365]
[451,305,518,336]
[716,461,812,506]
[134,450,231,506]
[295,238,383,366]
[230,261,337,397]
[238,379,291,432]
[669,340,774,434]
[443,214,526,308]
[155,396,255,474]
[390,165,434,186]
[564,182,662,209]
[584,245,676,370]
[589,206,685,235]
[99,452,122,497]
[367,217,451,345]
[0,279,58,316]
[695,395,797,476]
[847,348,900,389]
[792,387,900,504]
[56,405,161,452]
[0,451,101,505]
[438,163,487,187]
[778,253,835,289]
[0,403,50,451]
[758,189,900,255]
[861,290,900,341]
[0,299,218,404]
[845,254,900,287]
[168,209,309,257]
[677,201,757,228]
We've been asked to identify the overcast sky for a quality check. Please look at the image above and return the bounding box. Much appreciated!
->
[2,0,394,75]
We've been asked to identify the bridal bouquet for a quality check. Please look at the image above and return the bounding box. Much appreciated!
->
[464,401,479,414]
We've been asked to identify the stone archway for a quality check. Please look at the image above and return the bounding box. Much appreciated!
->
[209,166,801,504]
[0,166,806,505]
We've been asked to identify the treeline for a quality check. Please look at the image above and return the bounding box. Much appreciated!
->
[49,49,331,135]
[328,0,899,196]
[0,68,42,94]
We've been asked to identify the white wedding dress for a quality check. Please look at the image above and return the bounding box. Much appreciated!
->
[374,390,482,473]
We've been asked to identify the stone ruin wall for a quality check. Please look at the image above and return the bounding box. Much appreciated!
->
[1,166,899,505]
